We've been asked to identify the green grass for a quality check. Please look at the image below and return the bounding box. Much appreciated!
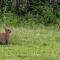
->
[0,26,60,60]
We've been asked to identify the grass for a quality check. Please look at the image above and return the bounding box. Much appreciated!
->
[0,26,60,60]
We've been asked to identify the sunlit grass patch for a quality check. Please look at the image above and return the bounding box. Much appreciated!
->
[0,26,60,60]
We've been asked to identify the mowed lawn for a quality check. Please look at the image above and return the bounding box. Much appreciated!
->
[0,26,60,60]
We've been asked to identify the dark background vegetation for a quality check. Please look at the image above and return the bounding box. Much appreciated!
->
[0,0,60,26]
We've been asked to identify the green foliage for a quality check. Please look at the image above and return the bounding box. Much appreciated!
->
[0,0,60,26]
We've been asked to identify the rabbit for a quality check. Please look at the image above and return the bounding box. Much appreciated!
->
[0,24,11,44]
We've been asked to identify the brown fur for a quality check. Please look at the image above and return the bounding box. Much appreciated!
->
[0,27,11,44]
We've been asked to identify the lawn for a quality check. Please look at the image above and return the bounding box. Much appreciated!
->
[0,26,60,60]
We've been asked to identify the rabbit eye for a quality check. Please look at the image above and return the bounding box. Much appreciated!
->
[8,30,10,31]
[7,29,9,31]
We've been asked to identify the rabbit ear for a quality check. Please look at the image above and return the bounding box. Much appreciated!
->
[4,23,8,28]
[3,24,9,31]
[4,23,8,27]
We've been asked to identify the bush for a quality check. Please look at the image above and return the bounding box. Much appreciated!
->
[0,0,60,26]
